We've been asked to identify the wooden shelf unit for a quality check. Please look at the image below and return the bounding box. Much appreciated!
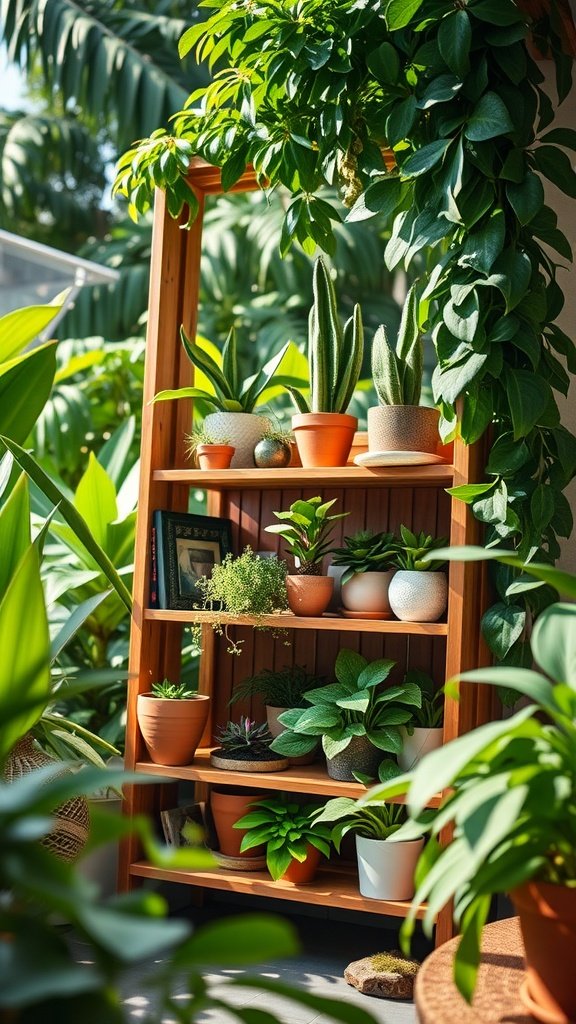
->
[121,161,492,948]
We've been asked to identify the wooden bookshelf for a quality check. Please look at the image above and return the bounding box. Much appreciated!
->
[144,608,449,635]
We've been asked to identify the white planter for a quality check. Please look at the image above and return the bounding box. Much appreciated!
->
[204,412,271,468]
[398,727,444,772]
[388,570,447,622]
[341,570,395,614]
[356,834,424,901]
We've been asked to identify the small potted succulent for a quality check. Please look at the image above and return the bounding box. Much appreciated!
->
[185,425,235,470]
[397,670,444,772]
[313,798,423,901]
[234,795,333,884]
[367,281,440,456]
[331,529,399,617]
[265,496,349,616]
[287,256,364,468]
[210,715,288,773]
[230,663,322,750]
[254,426,294,468]
[270,648,421,781]
[136,679,210,767]
[388,526,448,622]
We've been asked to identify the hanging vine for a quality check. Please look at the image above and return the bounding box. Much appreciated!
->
[114,0,576,669]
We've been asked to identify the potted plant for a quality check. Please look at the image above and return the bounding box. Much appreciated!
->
[270,649,421,781]
[397,671,444,772]
[234,794,332,884]
[388,526,448,622]
[313,798,424,901]
[210,716,288,773]
[367,282,440,456]
[265,496,349,616]
[287,256,364,468]
[154,327,292,467]
[254,425,294,468]
[193,547,288,655]
[185,425,235,470]
[136,679,210,767]
[209,787,266,863]
[331,530,399,617]
[230,662,322,741]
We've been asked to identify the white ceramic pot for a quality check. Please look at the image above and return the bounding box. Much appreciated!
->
[398,727,444,772]
[388,570,447,622]
[340,570,395,614]
[356,834,424,901]
[203,412,271,468]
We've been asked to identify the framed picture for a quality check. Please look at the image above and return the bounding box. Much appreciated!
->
[152,510,233,610]
[160,802,207,847]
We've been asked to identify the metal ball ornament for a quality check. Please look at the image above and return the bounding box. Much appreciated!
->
[254,438,292,468]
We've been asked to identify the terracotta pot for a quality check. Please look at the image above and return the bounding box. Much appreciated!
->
[280,843,323,884]
[286,574,334,617]
[512,880,576,1023]
[137,693,210,766]
[326,735,382,782]
[266,706,318,766]
[292,412,357,468]
[367,405,440,455]
[196,444,235,470]
[210,788,264,858]
[398,727,444,772]
[388,570,448,622]
[340,570,396,614]
[203,412,271,468]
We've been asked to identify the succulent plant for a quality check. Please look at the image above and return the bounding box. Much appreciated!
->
[150,679,196,699]
[265,496,349,576]
[395,526,448,572]
[331,530,399,584]
[371,281,425,406]
[215,716,273,757]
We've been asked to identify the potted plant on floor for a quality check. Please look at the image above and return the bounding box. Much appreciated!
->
[270,649,421,781]
[331,530,399,618]
[210,716,288,773]
[154,328,292,467]
[265,496,349,616]
[387,527,448,622]
[366,282,440,458]
[313,798,424,901]
[185,425,235,470]
[229,663,322,764]
[234,794,333,884]
[136,679,210,767]
[397,671,444,772]
[286,256,364,468]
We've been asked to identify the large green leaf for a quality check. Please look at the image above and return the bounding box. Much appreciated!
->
[505,368,550,439]
[465,92,513,141]
[0,473,30,596]
[427,546,576,598]
[175,914,298,966]
[74,453,118,549]
[0,303,62,361]
[438,11,471,77]
[384,0,424,30]
[531,603,576,689]
[0,342,58,443]
[401,140,451,178]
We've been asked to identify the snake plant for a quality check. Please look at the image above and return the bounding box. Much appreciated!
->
[372,281,425,406]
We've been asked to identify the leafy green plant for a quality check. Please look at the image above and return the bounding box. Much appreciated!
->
[312,797,407,850]
[332,530,398,584]
[215,716,273,758]
[151,679,196,700]
[235,795,333,881]
[0,300,61,445]
[230,664,322,710]
[265,496,349,575]
[287,256,364,415]
[395,526,448,572]
[404,670,444,730]
[372,282,425,406]
[271,649,421,761]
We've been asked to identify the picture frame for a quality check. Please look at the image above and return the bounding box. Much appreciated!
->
[152,510,233,610]
[160,802,207,848]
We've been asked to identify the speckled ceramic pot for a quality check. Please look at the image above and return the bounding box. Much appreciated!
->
[204,412,271,468]
[367,405,440,455]
[388,571,448,623]
[326,735,382,782]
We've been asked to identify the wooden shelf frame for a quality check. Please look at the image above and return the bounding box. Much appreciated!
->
[121,160,493,949]
[144,608,448,635]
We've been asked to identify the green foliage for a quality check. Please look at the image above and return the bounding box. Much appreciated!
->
[265,496,349,570]
[0,301,61,445]
[150,679,196,700]
[403,671,444,729]
[215,716,273,757]
[312,797,407,851]
[287,257,364,414]
[396,526,448,572]
[235,794,333,880]
[271,648,421,760]
[371,282,424,405]
[230,664,323,710]
[332,530,398,584]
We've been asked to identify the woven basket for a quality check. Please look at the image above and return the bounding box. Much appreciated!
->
[5,734,90,861]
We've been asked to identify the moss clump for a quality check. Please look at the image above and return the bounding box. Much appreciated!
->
[369,952,419,976]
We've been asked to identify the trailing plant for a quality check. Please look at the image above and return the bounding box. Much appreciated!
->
[214,716,273,758]
[150,679,196,700]
[234,795,333,880]
[403,671,444,730]
[114,0,576,668]
[313,798,407,849]
[230,664,322,710]
[270,648,421,761]
[395,526,448,572]
[265,496,349,576]
[332,529,399,584]
[372,281,425,406]
[286,256,364,415]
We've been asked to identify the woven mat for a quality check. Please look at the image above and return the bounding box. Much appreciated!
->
[415,918,532,1024]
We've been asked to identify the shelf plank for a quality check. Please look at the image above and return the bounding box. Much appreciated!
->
[152,464,454,490]
[129,860,428,919]
[144,609,448,635]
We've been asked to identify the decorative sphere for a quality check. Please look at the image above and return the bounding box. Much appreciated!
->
[254,438,292,468]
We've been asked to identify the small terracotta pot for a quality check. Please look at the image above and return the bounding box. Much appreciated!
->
[340,570,396,614]
[137,693,210,766]
[286,574,334,617]
[292,412,357,468]
[210,788,264,858]
[512,880,576,1024]
[326,734,382,782]
[367,405,440,455]
[196,444,235,470]
[280,843,323,884]
[204,411,270,468]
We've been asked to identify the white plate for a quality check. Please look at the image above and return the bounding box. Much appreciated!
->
[354,450,449,468]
